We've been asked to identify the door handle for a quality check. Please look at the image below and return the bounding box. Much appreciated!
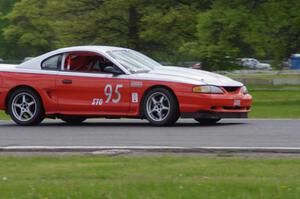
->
[62,79,72,84]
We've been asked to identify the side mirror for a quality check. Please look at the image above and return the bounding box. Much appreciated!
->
[103,66,124,75]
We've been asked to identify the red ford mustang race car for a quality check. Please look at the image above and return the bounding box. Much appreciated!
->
[0,46,252,126]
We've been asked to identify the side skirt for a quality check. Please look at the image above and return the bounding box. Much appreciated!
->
[181,111,248,119]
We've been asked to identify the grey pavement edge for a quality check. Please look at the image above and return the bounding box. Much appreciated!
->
[0,119,300,154]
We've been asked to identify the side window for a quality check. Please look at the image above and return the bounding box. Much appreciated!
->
[41,54,62,70]
[63,52,116,73]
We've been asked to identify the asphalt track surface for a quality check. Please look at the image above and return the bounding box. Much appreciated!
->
[0,119,299,149]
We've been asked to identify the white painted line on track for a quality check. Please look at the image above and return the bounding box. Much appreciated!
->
[1,146,300,153]
[1,146,300,149]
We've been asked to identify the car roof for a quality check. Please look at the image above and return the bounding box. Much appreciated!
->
[17,46,128,70]
[57,45,128,53]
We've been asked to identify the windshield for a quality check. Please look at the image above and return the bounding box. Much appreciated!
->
[107,50,162,73]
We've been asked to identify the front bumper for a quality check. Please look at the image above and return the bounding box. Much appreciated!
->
[181,111,248,119]
[177,91,253,118]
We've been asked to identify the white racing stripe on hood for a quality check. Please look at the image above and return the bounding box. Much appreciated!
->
[131,66,243,87]
[129,72,205,85]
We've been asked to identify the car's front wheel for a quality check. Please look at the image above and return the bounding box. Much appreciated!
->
[143,88,179,126]
[8,88,45,126]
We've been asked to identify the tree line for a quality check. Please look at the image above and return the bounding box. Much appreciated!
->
[1,0,300,70]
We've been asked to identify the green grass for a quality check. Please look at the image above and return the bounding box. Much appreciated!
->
[248,85,300,90]
[0,156,299,199]
[249,89,300,118]
[0,111,9,120]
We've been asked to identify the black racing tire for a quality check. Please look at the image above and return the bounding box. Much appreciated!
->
[8,88,45,126]
[61,116,86,125]
[194,118,221,125]
[143,87,179,126]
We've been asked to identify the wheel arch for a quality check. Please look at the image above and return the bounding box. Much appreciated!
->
[139,85,179,118]
[5,85,44,113]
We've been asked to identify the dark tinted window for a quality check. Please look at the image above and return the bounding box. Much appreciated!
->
[42,54,62,70]
[63,52,115,73]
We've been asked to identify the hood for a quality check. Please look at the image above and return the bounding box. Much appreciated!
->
[130,66,243,87]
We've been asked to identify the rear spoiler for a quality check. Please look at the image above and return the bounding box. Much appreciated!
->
[0,64,18,70]
[0,64,17,67]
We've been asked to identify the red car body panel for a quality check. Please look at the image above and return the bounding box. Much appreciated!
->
[0,71,252,117]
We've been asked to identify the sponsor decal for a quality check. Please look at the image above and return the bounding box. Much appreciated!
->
[132,93,139,103]
[130,81,143,88]
[92,98,103,106]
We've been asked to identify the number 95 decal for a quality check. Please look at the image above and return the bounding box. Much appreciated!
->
[92,84,123,106]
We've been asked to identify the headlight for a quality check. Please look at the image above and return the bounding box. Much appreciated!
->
[241,86,248,94]
[193,85,224,94]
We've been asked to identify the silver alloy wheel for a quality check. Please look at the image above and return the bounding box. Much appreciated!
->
[11,92,37,122]
[146,92,170,122]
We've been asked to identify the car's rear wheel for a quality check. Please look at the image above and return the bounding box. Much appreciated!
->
[143,88,179,126]
[61,117,86,125]
[194,118,221,125]
[8,88,44,126]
